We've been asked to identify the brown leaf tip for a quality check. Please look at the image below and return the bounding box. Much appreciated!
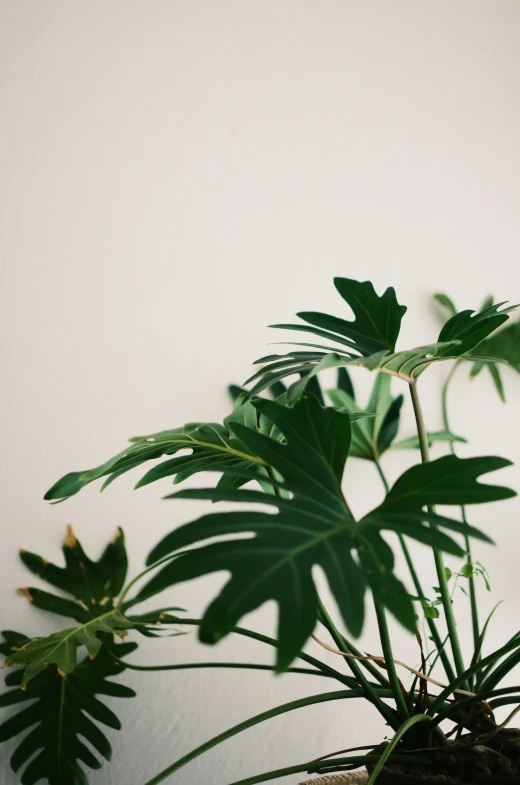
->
[63,524,77,549]
[17,587,33,602]
[111,528,123,544]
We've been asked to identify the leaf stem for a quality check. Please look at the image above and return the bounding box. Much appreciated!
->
[409,381,469,692]
[317,599,399,730]
[140,689,379,785]
[168,617,358,688]
[117,553,183,609]
[373,602,410,721]
[374,459,457,685]
[110,657,329,677]
[442,363,480,668]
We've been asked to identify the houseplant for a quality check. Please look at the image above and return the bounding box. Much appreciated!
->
[1,277,520,785]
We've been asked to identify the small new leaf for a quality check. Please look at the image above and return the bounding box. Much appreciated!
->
[327,373,403,461]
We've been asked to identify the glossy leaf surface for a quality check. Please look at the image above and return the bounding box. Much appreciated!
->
[135,398,512,670]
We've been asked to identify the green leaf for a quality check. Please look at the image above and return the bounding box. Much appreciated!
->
[138,398,414,669]
[460,562,474,578]
[471,321,520,373]
[433,293,457,318]
[3,609,133,686]
[134,399,503,669]
[467,321,520,402]
[273,277,407,357]
[18,526,127,620]
[0,634,136,785]
[377,455,516,510]
[423,605,440,620]
[327,373,403,461]
[44,395,269,502]
[248,280,517,397]
[336,366,355,398]
[437,301,516,357]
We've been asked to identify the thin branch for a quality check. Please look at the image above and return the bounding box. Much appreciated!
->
[312,634,476,698]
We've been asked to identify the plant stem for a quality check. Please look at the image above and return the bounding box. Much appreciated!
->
[110,657,329,677]
[140,689,382,785]
[442,363,480,661]
[373,601,410,721]
[374,459,457,686]
[409,381,469,692]
[317,599,399,730]
[169,617,359,689]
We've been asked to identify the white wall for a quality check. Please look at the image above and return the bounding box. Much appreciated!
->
[1,2,519,783]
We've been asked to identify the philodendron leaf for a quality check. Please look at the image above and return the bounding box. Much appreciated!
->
[374,455,516,511]
[132,398,512,670]
[469,321,520,401]
[471,322,520,373]
[248,278,517,399]
[433,292,520,402]
[3,609,133,687]
[273,278,407,356]
[433,293,457,318]
[0,633,136,785]
[436,301,516,357]
[44,394,269,502]
[327,373,403,461]
[18,525,127,621]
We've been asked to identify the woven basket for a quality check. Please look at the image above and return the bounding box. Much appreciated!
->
[299,772,368,784]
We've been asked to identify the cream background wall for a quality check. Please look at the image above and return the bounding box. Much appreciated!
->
[1,2,519,783]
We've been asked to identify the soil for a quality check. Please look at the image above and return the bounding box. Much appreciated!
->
[373,728,520,784]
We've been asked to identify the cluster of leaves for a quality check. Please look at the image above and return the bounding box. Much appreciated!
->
[39,279,519,674]
[418,563,491,621]
[7,277,519,785]
[434,292,520,402]
[0,529,137,785]
[246,278,517,400]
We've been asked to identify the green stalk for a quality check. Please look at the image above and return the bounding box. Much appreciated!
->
[373,601,410,721]
[317,599,399,730]
[442,363,480,662]
[141,689,384,785]
[409,381,469,692]
[374,459,456,685]
[169,617,357,688]
[111,658,330,676]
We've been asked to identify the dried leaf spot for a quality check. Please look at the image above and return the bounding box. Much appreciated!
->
[17,587,33,602]
[63,524,77,549]
[99,596,111,606]
[57,669,66,677]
